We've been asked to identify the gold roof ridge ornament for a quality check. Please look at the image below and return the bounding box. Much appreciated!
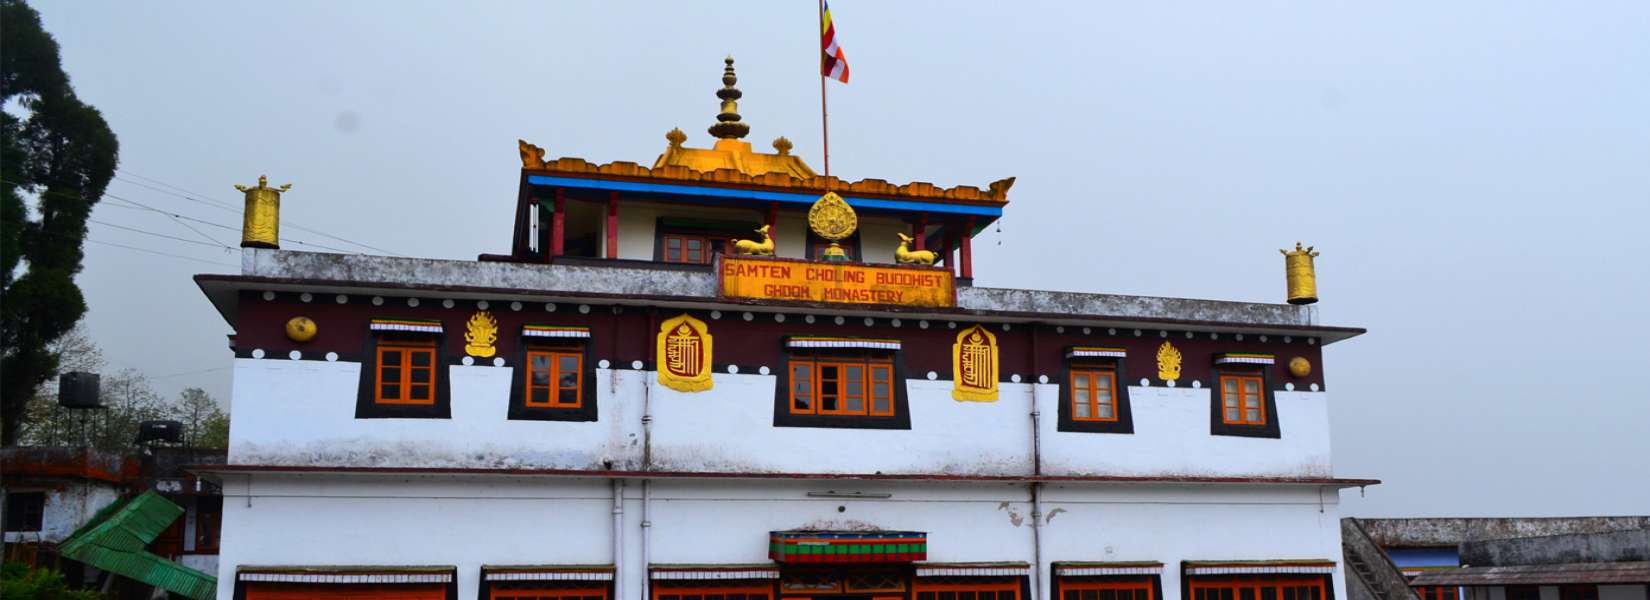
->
[808,191,857,261]
[1280,242,1321,305]
[235,175,291,249]
[708,56,750,141]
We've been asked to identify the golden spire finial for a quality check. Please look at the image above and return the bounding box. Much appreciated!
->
[708,56,750,140]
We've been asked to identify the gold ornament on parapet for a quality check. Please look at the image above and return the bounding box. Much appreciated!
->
[234,175,291,249]
[732,224,774,256]
[1280,242,1321,305]
[1288,356,1312,378]
[808,192,857,261]
[285,316,317,343]
[464,311,498,358]
[895,233,937,265]
[1156,341,1182,382]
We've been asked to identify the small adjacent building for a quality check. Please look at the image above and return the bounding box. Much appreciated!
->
[197,59,1374,600]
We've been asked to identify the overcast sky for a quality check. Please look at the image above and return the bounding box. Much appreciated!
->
[32,1,1649,517]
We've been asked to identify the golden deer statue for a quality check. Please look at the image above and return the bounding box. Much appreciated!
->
[733,225,775,256]
[895,233,938,265]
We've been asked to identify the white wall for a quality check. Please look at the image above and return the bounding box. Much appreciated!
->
[229,360,1333,478]
[0,484,122,544]
[214,474,1345,600]
[1600,585,1649,600]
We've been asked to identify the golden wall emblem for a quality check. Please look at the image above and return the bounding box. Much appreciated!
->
[464,311,498,357]
[1156,340,1182,382]
[1288,356,1313,378]
[285,316,318,343]
[952,325,1000,402]
[808,192,858,260]
[657,313,714,392]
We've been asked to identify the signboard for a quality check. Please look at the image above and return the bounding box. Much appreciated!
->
[719,256,955,308]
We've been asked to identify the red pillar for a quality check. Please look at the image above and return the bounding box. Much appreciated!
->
[960,217,974,279]
[941,231,957,276]
[606,191,619,259]
[913,214,927,251]
[551,188,566,260]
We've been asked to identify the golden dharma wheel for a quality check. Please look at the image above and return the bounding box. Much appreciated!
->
[285,316,318,343]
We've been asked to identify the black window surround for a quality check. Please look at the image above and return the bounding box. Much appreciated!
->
[1056,354,1136,434]
[355,330,453,419]
[773,347,911,430]
[1208,365,1281,439]
[507,339,599,422]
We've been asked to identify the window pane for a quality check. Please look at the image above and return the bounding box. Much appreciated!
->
[1223,378,1237,395]
[559,388,580,406]
[531,388,549,405]
[1226,407,1241,421]
[409,384,429,400]
[531,355,551,385]
[1102,590,1117,600]
[1246,408,1262,422]
[687,239,702,251]
[382,350,402,366]
[872,367,890,382]
[1245,379,1260,394]
[559,355,579,373]
[1083,591,1099,600]
[667,238,681,250]
[410,367,430,383]
[380,367,400,383]
[872,387,890,414]
[410,351,431,366]
[1098,402,1114,418]
[1262,588,1277,600]
[1241,589,1255,600]
[1075,393,1091,418]
[559,368,578,390]
[380,384,400,399]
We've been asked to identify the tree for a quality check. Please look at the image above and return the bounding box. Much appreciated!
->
[0,561,105,600]
[1,0,122,446]
[16,323,103,446]
[175,387,229,448]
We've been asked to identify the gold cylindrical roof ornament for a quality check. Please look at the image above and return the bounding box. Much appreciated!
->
[234,175,291,249]
[1280,242,1320,305]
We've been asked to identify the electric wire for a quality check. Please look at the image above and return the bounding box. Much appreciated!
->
[113,169,407,257]
[88,218,237,250]
[84,238,238,268]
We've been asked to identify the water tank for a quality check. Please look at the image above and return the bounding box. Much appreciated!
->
[58,372,101,409]
[136,420,184,445]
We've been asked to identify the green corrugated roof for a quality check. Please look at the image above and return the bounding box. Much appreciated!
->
[59,491,217,600]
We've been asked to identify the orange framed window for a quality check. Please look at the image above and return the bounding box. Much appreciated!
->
[1188,576,1325,600]
[376,340,437,405]
[653,582,772,600]
[246,583,447,600]
[526,348,583,408]
[790,356,895,416]
[1416,587,1461,600]
[1061,579,1154,600]
[492,583,608,600]
[1219,374,1266,425]
[662,234,736,264]
[1070,368,1119,422]
[915,579,1023,600]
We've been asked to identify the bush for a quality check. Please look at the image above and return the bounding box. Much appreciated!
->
[0,562,105,600]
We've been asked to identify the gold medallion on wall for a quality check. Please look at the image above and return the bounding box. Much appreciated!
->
[1156,340,1182,382]
[952,325,1000,402]
[657,313,714,392]
[808,191,858,261]
[465,311,498,357]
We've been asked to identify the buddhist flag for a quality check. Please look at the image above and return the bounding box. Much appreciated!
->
[821,1,850,83]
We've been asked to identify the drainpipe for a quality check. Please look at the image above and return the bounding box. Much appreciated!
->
[642,481,653,600]
[1028,325,1048,600]
[613,479,626,600]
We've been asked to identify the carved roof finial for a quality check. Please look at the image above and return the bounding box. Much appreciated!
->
[772,136,793,155]
[666,128,687,149]
[708,56,750,140]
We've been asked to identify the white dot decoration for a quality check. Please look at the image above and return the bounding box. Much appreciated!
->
[1056,326,1065,334]
[711,310,722,320]
[948,321,957,329]
[1185,331,1194,339]
[407,298,420,307]
[1002,323,1012,331]
[1260,335,1269,343]
[1211,333,1220,340]
[461,356,474,366]
[1159,330,1168,338]
[251,349,265,359]
[1038,375,1050,384]
[919,320,930,329]
[577,304,590,314]
[805,315,816,324]
[775,314,786,323]
[611,306,623,314]
[1284,336,1293,343]
[492,357,505,367]
[545,303,557,312]
[1139,377,1150,386]
[1308,338,1317,345]
[478,300,490,309]
[727,365,739,374]
[325,352,338,362]
[511,302,523,311]
[1133,329,1142,336]
[1191,380,1202,389]
[1010,374,1022,383]
[443,299,455,308]
[1285,382,1296,391]
[632,360,644,370]
[371,296,384,306]
[1108,328,1116,335]
[598,360,610,369]
[1083,327,1092,335]
[891,319,902,328]
[300,293,313,303]
[759,366,771,375]
[1236,334,1245,341]
[835,316,846,325]
[864,317,875,326]
[743,312,754,321]
[262,291,275,301]
[1167,380,1177,388]
[335,294,348,304]
[926,371,939,381]
[1310,383,1320,391]
[288,350,301,360]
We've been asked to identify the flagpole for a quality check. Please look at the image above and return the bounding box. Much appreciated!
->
[818,0,831,179]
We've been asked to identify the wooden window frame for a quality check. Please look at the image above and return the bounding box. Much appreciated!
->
[652,582,773,600]
[788,355,896,417]
[1057,355,1135,434]
[915,579,1024,600]
[374,340,438,406]
[1187,575,1329,600]
[356,331,451,419]
[1208,365,1281,439]
[193,496,222,553]
[491,583,610,600]
[1415,587,1461,600]
[663,233,729,265]
[1070,368,1120,423]
[1060,578,1156,600]
[244,583,448,600]
[1218,373,1266,425]
[525,348,584,409]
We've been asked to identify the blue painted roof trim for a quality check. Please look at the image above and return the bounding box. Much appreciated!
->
[527,175,1003,218]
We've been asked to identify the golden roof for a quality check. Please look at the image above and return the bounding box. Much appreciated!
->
[650,57,817,180]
